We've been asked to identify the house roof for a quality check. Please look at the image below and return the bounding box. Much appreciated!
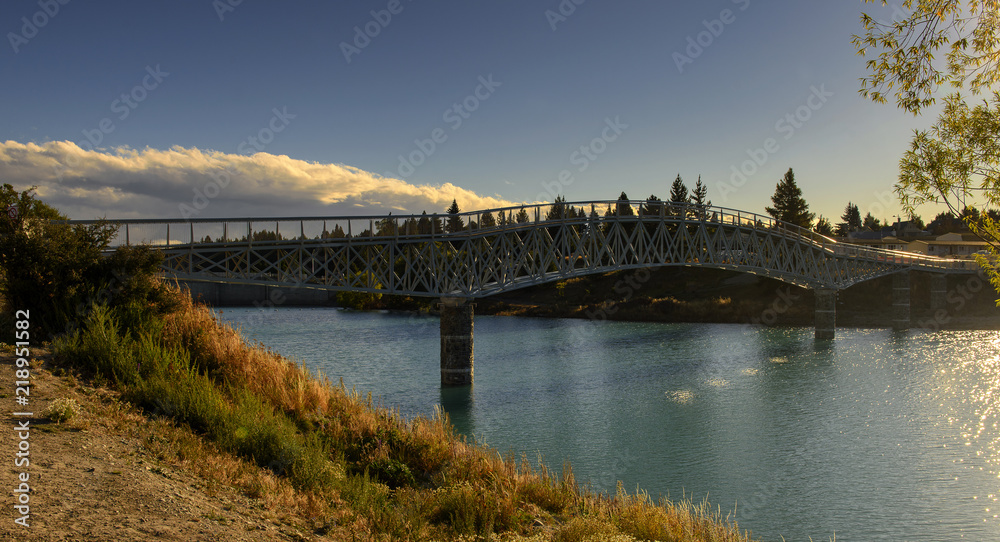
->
[848,231,893,241]
[932,232,986,243]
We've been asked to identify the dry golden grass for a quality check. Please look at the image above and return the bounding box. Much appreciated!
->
[163,295,336,417]
[54,284,758,541]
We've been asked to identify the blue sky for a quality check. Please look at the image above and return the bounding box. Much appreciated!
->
[0,0,943,222]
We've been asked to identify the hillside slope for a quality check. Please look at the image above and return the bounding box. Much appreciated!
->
[0,349,319,541]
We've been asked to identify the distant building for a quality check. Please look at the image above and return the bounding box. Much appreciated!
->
[906,233,989,258]
[889,220,930,239]
[846,232,909,251]
[845,229,988,258]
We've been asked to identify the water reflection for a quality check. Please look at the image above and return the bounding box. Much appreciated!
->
[439,385,474,436]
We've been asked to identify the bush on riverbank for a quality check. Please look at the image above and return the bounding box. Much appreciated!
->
[0,184,177,340]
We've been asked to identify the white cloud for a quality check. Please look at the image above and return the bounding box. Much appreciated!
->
[0,140,518,219]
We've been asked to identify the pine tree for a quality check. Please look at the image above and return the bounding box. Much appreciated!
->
[814,216,835,236]
[863,212,882,231]
[376,215,396,236]
[515,207,529,224]
[640,194,662,216]
[668,174,689,218]
[689,175,711,220]
[640,194,662,236]
[417,211,431,235]
[401,217,418,235]
[764,168,814,228]
[836,202,862,237]
[615,191,634,216]
[606,193,636,238]
[546,195,568,221]
[480,210,496,228]
[446,199,464,233]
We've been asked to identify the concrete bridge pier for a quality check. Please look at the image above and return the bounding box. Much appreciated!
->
[930,273,948,310]
[440,297,474,386]
[892,271,911,331]
[815,288,837,340]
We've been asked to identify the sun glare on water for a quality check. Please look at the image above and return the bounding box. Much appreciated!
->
[935,332,1000,524]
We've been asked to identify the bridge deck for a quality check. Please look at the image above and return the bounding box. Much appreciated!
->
[66,200,980,297]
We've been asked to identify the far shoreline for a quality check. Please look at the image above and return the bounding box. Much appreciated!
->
[185,266,1000,332]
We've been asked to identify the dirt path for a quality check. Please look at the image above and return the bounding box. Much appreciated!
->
[1,348,319,541]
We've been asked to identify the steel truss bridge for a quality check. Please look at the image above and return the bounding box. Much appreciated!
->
[72,200,982,382]
[74,200,978,297]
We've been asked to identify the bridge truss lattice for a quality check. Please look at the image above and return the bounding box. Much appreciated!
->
[73,201,978,298]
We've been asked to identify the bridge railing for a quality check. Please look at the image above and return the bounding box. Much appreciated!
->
[62,200,978,272]
[61,200,831,246]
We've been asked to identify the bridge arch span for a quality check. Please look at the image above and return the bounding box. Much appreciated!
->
[70,200,980,383]
[72,199,975,298]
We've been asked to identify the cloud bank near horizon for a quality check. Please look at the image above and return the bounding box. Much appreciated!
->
[0,141,518,219]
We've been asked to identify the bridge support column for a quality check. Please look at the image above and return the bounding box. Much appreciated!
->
[930,273,948,310]
[892,271,911,331]
[440,298,473,386]
[815,289,837,340]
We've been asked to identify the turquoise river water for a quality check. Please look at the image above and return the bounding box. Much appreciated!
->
[217,307,999,541]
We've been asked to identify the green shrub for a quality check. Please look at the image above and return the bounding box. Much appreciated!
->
[431,482,520,535]
[335,270,383,310]
[366,457,416,489]
[42,398,80,423]
[53,305,138,387]
[0,184,174,341]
